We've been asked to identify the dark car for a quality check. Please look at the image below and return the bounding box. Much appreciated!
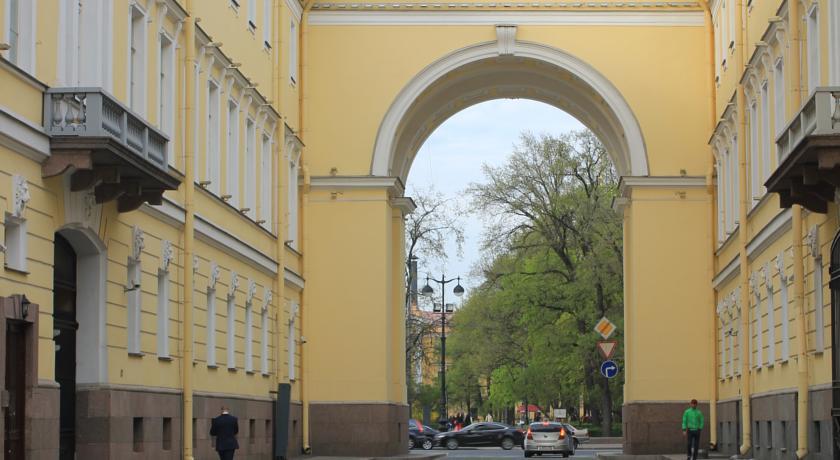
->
[434,422,525,450]
[408,419,437,450]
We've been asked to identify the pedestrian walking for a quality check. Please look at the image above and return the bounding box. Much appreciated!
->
[210,406,240,460]
[464,413,472,425]
[681,399,704,460]
[485,413,493,422]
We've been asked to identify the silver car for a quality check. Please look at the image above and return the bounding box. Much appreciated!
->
[523,422,575,458]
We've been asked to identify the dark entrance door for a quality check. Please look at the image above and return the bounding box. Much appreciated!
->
[53,234,78,460]
[4,322,26,460]
[828,231,840,458]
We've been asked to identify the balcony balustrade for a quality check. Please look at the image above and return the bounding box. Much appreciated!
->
[41,88,180,212]
[766,87,840,213]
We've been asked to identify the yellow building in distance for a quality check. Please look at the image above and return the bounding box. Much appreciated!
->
[0,0,838,459]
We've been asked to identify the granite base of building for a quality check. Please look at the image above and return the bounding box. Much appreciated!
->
[309,402,409,456]
[717,388,832,460]
[622,401,710,455]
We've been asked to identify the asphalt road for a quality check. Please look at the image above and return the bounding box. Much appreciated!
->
[409,445,623,459]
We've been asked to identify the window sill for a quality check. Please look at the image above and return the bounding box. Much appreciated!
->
[261,372,270,378]
[228,367,238,373]
[158,356,173,362]
[128,352,145,358]
[3,265,29,275]
[208,364,219,369]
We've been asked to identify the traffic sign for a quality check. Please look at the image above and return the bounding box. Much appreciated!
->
[597,340,618,359]
[594,317,616,339]
[600,360,619,379]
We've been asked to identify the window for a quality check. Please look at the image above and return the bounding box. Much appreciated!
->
[813,421,822,453]
[263,0,272,48]
[765,271,776,365]
[4,0,34,72]
[778,253,790,362]
[290,20,298,83]
[127,239,142,355]
[129,5,147,115]
[248,0,257,30]
[6,0,20,64]
[245,119,257,218]
[245,292,254,373]
[260,134,273,230]
[207,80,221,194]
[773,58,786,140]
[159,34,176,165]
[716,158,724,243]
[727,0,735,50]
[749,101,760,203]
[227,100,240,206]
[288,154,300,248]
[207,287,217,366]
[157,268,170,358]
[4,214,26,272]
[767,421,773,448]
[720,1,728,65]
[162,417,172,451]
[831,0,840,84]
[719,312,726,377]
[760,81,771,181]
[289,303,299,380]
[753,283,763,368]
[261,302,270,374]
[807,5,821,94]
[730,136,739,227]
[814,246,825,353]
[133,418,144,452]
[227,291,237,369]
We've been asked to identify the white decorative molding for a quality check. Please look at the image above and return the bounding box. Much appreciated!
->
[746,208,792,262]
[131,226,145,262]
[496,25,516,56]
[193,255,200,274]
[749,272,758,293]
[712,256,739,289]
[390,197,417,214]
[806,225,819,258]
[229,271,239,298]
[0,107,51,163]
[286,0,304,21]
[291,302,300,319]
[161,240,173,272]
[284,268,306,290]
[308,10,706,26]
[262,287,273,312]
[11,174,30,218]
[209,262,221,290]
[310,175,405,195]
[776,250,791,283]
[247,280,257,304]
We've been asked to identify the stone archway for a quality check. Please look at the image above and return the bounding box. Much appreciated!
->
[371,32,650,183]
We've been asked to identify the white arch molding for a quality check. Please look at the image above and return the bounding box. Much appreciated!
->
[371,40,650,182]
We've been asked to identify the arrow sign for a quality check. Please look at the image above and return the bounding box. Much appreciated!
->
[594,317,616,339]
[600,360,619,379]
[597,340,618,359]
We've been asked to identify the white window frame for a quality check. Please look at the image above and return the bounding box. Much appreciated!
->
[245,293,254,373]
[812,231,825,353]
[749,100,761,204]
[261,299,270,375]
[773,57,786,140]
[227,292,237,370]
[127,255,142,355]
[207,79,222,194]
[3,214,26,272]
[159,32,176,165]
[831,0,840,85]
[260,133,273,231]
[157,268,170,358]
[245,118,257,219]
[289,302,299,380]
[727,0,735,51]
[4,0,36,73]
[288,153,300,248]
[263,0,272,49]
[765,266,776,366]
[719,312,726,378]
[730,135,739,227]
[289,20,298,83]
[716,157,724,244]
[807,4,821,95]
[778,253,790,362]
[128,4,148,116]
[227,99,240,206]
[753,281,763,368]
[760,81,772,182]
[207,287,217,366]
[248,0,257,31]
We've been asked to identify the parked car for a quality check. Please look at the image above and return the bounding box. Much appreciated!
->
[565,424,589,449]
[434,422,524,450]
[523,422,575,458]
[408,419,436,450]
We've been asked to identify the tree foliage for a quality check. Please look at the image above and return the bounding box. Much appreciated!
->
[446,130,623,434]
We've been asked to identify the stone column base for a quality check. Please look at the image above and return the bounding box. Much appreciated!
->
[623,401,710,455]
[309,402,409,456]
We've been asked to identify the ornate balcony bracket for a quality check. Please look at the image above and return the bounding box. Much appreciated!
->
[41,88,180,213]
[766,87,840,214]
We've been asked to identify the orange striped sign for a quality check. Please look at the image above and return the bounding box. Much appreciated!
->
[594,317,616,339]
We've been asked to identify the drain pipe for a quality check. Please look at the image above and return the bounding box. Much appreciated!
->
[734,0,752,456]
[181,2,197,459]
[787,0,809,458]
[698,0,719,450]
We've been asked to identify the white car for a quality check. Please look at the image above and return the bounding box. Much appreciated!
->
[565,424,589,448]
[523,422,575,458]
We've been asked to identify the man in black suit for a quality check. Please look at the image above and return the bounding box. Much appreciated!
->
[210,406,239,460]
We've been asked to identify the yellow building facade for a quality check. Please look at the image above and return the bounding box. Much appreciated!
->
[0,0,838,459]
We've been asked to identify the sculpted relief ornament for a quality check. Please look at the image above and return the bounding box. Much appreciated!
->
[209,262,221,290]
[11,174,30,218]
[229,271,239,298]
[262,288,273,312]
[247,280,257,305]
[161,240,173,273]
[131,226,145,263]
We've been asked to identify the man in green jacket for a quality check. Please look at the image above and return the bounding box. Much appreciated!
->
[681,399,704,460]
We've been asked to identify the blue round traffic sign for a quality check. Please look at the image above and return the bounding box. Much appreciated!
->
[600,360,619,379]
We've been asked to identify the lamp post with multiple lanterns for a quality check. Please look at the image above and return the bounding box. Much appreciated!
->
[421,273,464,426]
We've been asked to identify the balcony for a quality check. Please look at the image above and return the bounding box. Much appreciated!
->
[765,88,840,214]
[41,88,181,212]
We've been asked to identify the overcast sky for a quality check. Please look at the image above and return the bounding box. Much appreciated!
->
[406,99,584,297]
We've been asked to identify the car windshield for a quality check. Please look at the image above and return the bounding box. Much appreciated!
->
[461,423,481,431]
[529,422,564,433]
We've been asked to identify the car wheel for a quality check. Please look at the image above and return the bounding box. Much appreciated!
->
[573,439,579,449]
[408,437,415,449]
[421,439,434,450]
[524,452,533,458]
[561,454,569,458]
[501,437,515,450]
[446,438,459,450]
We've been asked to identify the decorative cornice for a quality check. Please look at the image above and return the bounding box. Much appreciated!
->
[0,108,50,163]
[308,9,705,25]
[286,0,304,21]
[284,268,306,290]
[310,1,702,11]
[11,174,30,219]
[310,175,406,196]
[390,197,417,214]
[619,175,706,197]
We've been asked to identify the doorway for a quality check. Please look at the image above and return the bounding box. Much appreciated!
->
[53,234,78,460]
[3,322,25,460]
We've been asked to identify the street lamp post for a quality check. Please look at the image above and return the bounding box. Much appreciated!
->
[421,273,464,428]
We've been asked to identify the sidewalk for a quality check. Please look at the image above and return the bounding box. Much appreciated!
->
[307,452,446,460]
